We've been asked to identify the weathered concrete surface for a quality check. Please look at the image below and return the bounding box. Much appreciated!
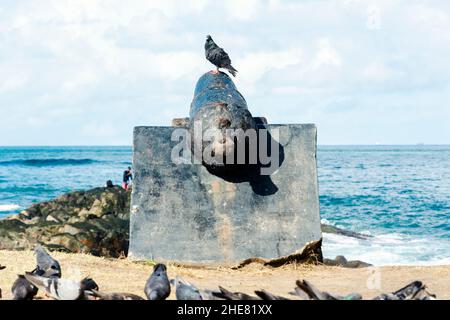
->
[129,124,321,263]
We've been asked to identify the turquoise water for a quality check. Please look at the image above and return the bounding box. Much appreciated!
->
[0,145,449,265]
[317,145,450,265]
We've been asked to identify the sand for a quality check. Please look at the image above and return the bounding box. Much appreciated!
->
[0,249,449,300]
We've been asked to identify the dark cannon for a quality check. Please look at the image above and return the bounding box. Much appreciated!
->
[129,70,321,262]
[189,71,257,170]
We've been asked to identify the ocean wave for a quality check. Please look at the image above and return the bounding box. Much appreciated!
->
[0,204,20,212]
[322,232,450,266]
[0,158,100,167]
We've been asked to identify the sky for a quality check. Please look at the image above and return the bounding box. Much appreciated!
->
[0,0,449,145]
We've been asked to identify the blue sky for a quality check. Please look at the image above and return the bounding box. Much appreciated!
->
[0,0,449,145]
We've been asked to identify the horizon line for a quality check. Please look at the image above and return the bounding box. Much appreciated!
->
[0,144,449,147]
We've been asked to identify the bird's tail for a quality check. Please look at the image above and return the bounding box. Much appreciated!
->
[226,65,238,77]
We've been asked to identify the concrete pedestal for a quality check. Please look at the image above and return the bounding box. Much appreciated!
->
[128,124,321,263]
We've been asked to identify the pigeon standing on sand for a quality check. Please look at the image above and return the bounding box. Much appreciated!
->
[205,35,238,77]
[294,279,362,300]
[372,280,433,300]
[254,289,290,300]
[11,275,39,300]
[33,245,62,278]
[213,286,260,300]
[80,277,99,292]
[173,277,203,300]
[144,263,171,300]
[24,272,82,300]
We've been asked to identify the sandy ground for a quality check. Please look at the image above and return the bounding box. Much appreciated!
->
[0,249,449,300]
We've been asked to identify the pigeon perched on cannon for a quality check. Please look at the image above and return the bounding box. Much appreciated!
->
[205,35,238,77]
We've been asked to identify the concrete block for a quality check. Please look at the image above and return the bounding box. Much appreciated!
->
[129,124,322,263]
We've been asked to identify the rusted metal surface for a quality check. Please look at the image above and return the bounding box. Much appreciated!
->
[189,71,256,168]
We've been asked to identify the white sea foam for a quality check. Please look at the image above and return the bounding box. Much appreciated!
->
[320,218,336,226]
[322,231,450,266]
[0,204,20,212]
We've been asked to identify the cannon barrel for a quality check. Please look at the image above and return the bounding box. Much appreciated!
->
[189,71,256,169]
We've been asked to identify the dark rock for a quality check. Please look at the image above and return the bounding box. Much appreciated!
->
[323,255,372,268]
[321,223,372,240]
[0,187,131,258]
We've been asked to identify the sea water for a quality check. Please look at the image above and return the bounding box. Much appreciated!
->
[0,145,448,265]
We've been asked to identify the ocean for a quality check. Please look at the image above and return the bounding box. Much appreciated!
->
[0,145,449,266]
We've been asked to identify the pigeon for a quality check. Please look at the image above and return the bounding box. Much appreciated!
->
[88,290,145,300]
[294,279,363,300]
[198,288,227,300]
[412,287,436,300]
[32,245,62,278]
[11,275,39,300]
[173,277,203,300]
[373,281,427,300]
[211,286,260,300]
[24,272,82,300]
[144,263,171,300]
[295,279,341,300]
[205,35,238,77]
[80,277,99,291]
[392,280,424,299]
[254,289,290,300]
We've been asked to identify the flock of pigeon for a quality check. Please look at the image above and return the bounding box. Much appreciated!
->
[0,245,437,300]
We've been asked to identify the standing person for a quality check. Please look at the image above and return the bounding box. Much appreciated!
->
[122,167,133,190]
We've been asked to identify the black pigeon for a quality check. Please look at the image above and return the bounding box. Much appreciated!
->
[11,275,39,300]
[80,277,99,291]
[32,245,62,278]
[212,286,260,300]
[144,263,171,300]
[254,289,290,300]
[295,279,340,300]
[198,288,227,300]
[205,35,238,77]
[373,281,425,300]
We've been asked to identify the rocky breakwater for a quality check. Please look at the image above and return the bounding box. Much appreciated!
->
[0,187,131,258]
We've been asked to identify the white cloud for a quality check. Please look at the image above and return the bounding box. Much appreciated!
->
[311,39,342,69]
[224,0,261,21]
[236,49,303,92]
[366,5,381,30]
[0,0,449,145]
[361,62,400,82]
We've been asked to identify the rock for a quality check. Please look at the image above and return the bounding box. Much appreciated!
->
[46,215,60,223]
[0,186,131,258]
[321,223,371,240]
[323,255,372,268]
